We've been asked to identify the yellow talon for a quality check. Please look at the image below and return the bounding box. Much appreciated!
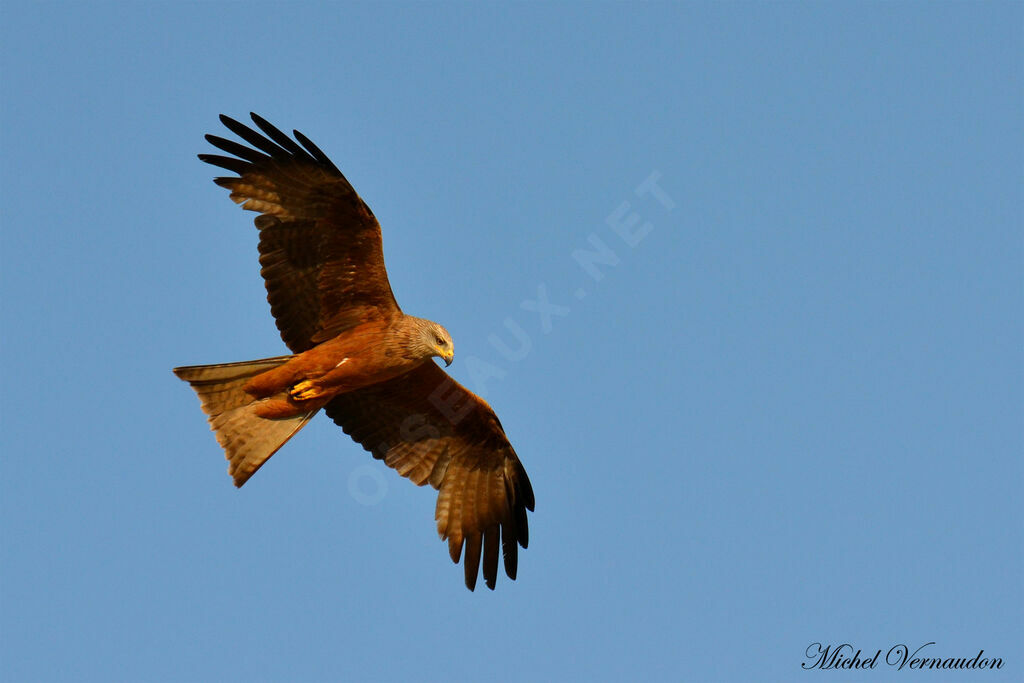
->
[290,380,321,401]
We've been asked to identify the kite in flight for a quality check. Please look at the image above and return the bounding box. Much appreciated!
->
[174,113,534,591]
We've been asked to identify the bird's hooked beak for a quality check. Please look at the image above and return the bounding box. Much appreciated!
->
[432,341,454,366]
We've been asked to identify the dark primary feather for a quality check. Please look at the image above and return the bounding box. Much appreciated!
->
[199,113,400,353]
[324,362,535,591]
[249,113,308,156]
[197,153,250,175]
[220,113,299,159]
[293,129,340,171]
[204,134,269,163]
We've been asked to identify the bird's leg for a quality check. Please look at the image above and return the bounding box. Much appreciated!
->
[289,380,323,401]
[288,356,355,401]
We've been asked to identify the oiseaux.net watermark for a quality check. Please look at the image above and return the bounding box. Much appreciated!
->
[347,171,675,505]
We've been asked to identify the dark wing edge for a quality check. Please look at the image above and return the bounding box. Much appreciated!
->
[199,113,400,352]
[323,362,535,591]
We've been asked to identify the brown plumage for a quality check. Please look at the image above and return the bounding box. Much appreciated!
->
[174,113,534,591]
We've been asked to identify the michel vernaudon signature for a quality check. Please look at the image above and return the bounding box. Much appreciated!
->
[802,642,1004,671]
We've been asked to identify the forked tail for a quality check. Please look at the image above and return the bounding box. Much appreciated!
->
[173,356,318,487]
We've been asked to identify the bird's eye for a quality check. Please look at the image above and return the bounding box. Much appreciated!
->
[435,337,446,346]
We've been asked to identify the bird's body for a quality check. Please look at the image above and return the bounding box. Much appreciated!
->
[174,114,533,591]
[243,316,449,419]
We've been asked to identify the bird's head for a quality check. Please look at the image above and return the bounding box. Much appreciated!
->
[413,318,455,367]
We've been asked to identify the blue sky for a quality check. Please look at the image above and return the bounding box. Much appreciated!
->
[2,2,1021,681]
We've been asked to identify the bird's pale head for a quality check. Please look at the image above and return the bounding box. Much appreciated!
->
[411,317,455,366]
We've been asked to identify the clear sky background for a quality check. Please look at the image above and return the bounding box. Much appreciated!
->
[2,2,1021,682]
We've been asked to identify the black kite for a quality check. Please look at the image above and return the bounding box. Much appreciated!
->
[174,114,534,591]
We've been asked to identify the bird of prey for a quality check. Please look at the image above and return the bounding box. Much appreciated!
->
[173,113,534,591]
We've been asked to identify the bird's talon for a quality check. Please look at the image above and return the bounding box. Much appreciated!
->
[290,380,320,401]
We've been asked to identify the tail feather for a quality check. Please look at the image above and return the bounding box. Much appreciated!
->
[173,356,317,486]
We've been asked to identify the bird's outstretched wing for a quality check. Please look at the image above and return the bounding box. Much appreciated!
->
[200,113,400,353]
[324,362,535,591]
